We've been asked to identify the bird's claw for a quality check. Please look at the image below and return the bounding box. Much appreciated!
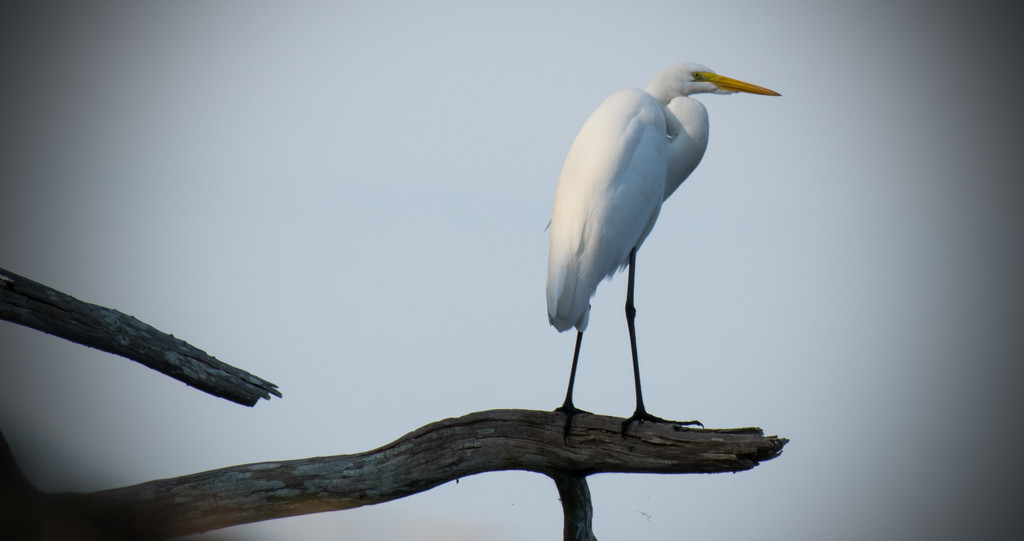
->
[621,410,702,436]
[555,403,591,443]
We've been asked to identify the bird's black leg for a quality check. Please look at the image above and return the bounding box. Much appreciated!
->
[555,330,590,441]
[621,247,703,435]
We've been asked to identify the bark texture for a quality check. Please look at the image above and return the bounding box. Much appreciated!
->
[0,267,280,406]
[1,410,786,539]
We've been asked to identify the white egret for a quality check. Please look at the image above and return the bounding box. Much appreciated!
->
[546,62,779,436]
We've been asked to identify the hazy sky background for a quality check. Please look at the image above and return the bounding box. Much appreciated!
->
[2,1,1022,539]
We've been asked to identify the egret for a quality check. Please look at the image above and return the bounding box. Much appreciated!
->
[546,62,779,436]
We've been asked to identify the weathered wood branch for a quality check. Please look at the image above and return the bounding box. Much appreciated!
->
[553,473,597,541]
[2,409,786,539]
[0,267,280,406]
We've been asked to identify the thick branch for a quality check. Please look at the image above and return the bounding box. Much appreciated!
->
[0,267,280,406]
[7,409,786,538]
[553,473,596,541]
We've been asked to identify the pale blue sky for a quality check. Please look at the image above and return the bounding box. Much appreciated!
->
[2,2,1022,539]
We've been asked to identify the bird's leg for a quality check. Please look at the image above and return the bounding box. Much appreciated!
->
[621,247,703,435]
[555,330,590,440]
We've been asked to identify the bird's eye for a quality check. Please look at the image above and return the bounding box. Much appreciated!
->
[691,71,702,80]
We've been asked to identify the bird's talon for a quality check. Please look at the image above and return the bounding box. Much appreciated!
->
[671,419,704,430]
[621,411,702,436]
[555,404,591,442]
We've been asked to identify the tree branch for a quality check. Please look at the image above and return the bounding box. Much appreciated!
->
[3,409,786,539]
[0,267,280,406]
[553,473,596,541]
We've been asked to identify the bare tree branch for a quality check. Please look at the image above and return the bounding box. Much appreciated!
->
[2,409,786,539]
[0,272,787,539]
[0,267,280,406]
[553,473,597,541]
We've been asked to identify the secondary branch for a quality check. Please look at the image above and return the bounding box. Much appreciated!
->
[0,267,280,406]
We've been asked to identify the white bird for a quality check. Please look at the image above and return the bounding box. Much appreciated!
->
[546,62,779,436]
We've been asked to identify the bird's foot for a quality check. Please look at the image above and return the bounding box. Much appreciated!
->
[555,402,591,443]
[621,409,703,436]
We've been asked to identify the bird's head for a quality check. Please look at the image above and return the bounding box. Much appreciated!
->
[646,62,780,104]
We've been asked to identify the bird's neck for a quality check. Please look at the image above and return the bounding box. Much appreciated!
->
[646,87,678,107]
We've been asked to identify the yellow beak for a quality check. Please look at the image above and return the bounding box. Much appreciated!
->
[704,73,780,96]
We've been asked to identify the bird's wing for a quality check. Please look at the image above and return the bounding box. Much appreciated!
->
[547,89,668,332]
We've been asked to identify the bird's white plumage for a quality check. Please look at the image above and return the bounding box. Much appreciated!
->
[663,97,709,199]
[544,89,671,329]
[546,89,668,332]
[546,62,760,333]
